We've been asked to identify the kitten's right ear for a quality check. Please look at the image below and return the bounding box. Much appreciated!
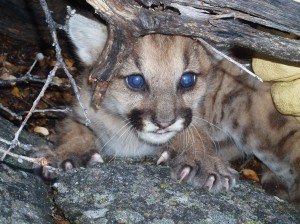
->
[67,14,108,66]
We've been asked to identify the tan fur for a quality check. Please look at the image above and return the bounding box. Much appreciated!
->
[199,59,300,206]
[36,14,300,207]
[39,32,237,191]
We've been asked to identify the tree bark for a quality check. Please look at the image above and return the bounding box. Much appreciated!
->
[85,0,300,86]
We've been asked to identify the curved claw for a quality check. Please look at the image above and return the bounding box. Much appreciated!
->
[205,175,216,191]
[224,177,230,191]
[179,166,191,183]
[88,153,104,165]
[157,151,170,165]
[64,161,73,171]
[42,166,62,179]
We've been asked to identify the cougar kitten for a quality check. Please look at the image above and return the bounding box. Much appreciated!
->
[39,14,300,206]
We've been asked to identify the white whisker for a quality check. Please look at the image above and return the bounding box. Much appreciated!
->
[192,116,238,153]
[191,123,213,159]
[192,115,225,133]
[98,119,132,153]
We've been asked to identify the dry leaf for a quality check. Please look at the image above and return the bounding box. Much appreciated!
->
[34,126,49,136]
[0,54,7,63]
[0,73,16,81]
[11,87,21,98]
[241,168,260,182]
[64,58,75,68]
[53,76,64,84]
[3,61,15,70]
[0,69,16,85]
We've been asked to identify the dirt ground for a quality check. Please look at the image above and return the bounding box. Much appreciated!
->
[0,35,77,138]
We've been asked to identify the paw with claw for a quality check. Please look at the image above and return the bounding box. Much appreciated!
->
[33,145,104,180]
[158,149,238,192]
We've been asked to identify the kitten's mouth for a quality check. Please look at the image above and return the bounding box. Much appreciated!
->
[138,130,177,145]
[155,129,170,135]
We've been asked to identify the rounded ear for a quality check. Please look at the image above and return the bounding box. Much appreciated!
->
[67,14,108,66]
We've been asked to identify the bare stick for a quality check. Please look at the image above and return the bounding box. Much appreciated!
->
[0,103,22,121]
[18,107,72,116]
[0,64,59,161]
[0,137,12,146]
[197,38,263,82]
[0,0,89,164]
[0,72,70,87]
[39,0,90,125]
[0,145,48,166]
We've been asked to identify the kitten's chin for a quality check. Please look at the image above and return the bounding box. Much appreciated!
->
[138,131,177,145]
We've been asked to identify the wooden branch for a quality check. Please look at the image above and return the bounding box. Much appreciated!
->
[0,146,48,166]
[87,0,300,63]
[85,0,300,104]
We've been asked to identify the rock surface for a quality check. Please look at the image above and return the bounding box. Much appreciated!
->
[0,163,53,224]
[54,159,300,224]
[1,115,300,224]
[0,116,53,224]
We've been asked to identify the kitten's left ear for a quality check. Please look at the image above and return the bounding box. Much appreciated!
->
[67,14,108,66]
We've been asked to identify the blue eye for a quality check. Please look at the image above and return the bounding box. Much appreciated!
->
[126,74,145,89]
[180,72,196,88]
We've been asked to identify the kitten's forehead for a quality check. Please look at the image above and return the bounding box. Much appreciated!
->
[119,35,203,80]
[137,35,200,76]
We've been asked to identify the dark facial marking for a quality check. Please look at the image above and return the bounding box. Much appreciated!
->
[211,72,225,107]
[179,108,193,128]
[128,109,145,131]
[183,47,191,70]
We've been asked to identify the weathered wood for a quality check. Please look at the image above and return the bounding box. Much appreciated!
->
[86,0,300,85]
[171,0,300,36]
[0,0,92,45]
[0,0,68,44]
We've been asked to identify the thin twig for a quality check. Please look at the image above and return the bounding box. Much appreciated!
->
[0,64,59,161]
[0,137,12,146]
[39,0,90,126]
[0,72,70,87]
[0,103,22,120]
[0,52,69,88]
[0,0,89,164]
[0,146,48,166]
[0,136,32,151]
[198,38,263,82]
[18,107,72,116]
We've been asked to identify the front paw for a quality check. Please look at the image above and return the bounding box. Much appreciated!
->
[33,146,104,180]
[159,151,238,192]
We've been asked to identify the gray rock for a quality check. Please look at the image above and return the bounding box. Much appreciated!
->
[0,116,53,224]
[54,159,300,224]
[1,115,300,224]
[0,115,50,169]
[0,163,53,224]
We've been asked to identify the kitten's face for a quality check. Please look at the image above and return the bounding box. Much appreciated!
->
[102,35,212,145]
[68,14,212,145]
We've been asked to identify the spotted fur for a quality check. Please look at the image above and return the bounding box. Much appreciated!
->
[37,14,300,207]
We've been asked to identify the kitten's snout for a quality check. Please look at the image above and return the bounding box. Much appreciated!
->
[155,119,175,129]
[153,94,176,129]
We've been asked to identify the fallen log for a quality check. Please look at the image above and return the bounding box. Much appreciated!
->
[83,0,300,105]
[86,0,300,83]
